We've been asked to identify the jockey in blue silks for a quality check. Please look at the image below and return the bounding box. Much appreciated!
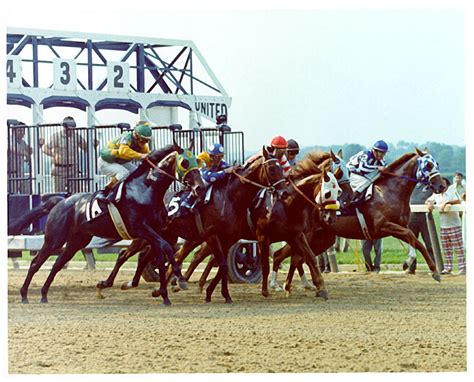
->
[200,143,231,185]
[347,140,388,204]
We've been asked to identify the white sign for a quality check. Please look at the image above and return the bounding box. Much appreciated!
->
[107,62,129,93]
[6,55,22,88]
[53,58,77,90]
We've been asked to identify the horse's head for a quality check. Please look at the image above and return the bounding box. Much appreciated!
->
[415,148,446,194]
[258,146,290,199]
[329,149,352,208]
[175,148,206,199]
[315,169,341,225]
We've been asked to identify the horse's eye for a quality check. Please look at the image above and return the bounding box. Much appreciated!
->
[180,159,189,169]
[425,162,433,171]
[325,191,332,199]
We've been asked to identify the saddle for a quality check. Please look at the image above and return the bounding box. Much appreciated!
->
[340,184,375,216]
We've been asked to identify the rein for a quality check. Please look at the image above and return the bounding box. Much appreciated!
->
[231,157,285,191]
[381,170,429,185]
[288,178,321,210]
[145,157,185,185]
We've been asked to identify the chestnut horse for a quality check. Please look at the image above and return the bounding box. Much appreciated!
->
[179,150,352,294]
[272,148,446,291]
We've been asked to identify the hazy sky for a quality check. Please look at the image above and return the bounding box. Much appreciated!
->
[4,3,466,151]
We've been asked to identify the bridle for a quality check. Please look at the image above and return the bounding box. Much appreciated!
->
[232,157,286,192]
[144,156,197,188]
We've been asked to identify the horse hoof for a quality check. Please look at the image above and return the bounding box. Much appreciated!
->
[170,276,177,286]
[178,279,188,291]
[171,285,181,293]
[120,281,133,290]
[432,273,441,282]
[198,285,205,294]
[262,289,270,298]
[225,298,233,304]
[151,289,162,298]
[205,296,211,303]
[285,291,291,298]
[402,262,409,271]
[40,297,48,303]
[162,300,172,307]
[316,290,329,300]
[21,297,29,304]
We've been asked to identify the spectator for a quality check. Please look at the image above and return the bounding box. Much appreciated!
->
[8,121,32,194]
[405,183,435,274]
[426,178,465,275]
[362,239,383,273]
[451,171,466,198]
[41,116,88,193]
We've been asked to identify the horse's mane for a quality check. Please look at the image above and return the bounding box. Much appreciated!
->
[383,152,417,173]
[290,151,330,179]
[125,144,176,183]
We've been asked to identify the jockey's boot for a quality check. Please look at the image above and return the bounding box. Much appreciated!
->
[95,177,118,203]
[343,191,362,209]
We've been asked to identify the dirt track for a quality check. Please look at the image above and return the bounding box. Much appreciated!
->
[8,268,466,373]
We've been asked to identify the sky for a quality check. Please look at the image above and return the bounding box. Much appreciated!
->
[2,1,468,151]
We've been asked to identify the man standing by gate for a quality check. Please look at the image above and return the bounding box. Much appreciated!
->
[41,116,89,194]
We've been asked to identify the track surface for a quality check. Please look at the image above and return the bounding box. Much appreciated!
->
[8,269,466,373]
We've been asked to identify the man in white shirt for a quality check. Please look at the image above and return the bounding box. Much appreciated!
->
[426,178,465,275]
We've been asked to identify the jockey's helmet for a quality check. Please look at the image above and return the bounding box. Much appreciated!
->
[270,136,287,149]
[216,114,227,124]
[134,122,152,142]
[372,140,388,153]
[287,139,300,154]
[207,143,225,156]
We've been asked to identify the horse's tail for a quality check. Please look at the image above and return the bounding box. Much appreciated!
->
[8,196,64,235]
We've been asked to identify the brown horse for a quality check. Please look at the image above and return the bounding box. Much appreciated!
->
[97,147,290,304]
[272,148,446,291]
[177,151,352,296]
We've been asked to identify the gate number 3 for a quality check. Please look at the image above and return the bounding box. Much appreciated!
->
[60,61,71,85]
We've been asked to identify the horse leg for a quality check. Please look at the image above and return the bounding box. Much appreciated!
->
[138,224,175,306]
[257,235,271,297]
[184,243,213,281]
[20,238,66,304]
[297,260,315,290]
[270,244,291,291]
[205,236,232,304]
[40,235,92,303]
[289,233,328,299]
[123,246,153,290]
[167,238,202,285]
[198,257,217,292]
[380,222,440,282]
[283,254,301,297]
[97,239,147,292]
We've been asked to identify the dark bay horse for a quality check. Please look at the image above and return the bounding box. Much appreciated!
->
[272,148,446,290]
[97,146,289,304]
[19,144,205,306]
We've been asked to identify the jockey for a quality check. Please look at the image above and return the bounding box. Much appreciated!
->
[347,140,388,203]
[96,121,152,200]
[201,143,231,185]
[267,136,292,177]
[182,143,231,210]
[286,139,300,167]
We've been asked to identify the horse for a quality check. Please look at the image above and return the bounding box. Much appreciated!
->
[179,150,351,295]
[272,148,446,291]
[19,143,205,306]
[97,146,290,304]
